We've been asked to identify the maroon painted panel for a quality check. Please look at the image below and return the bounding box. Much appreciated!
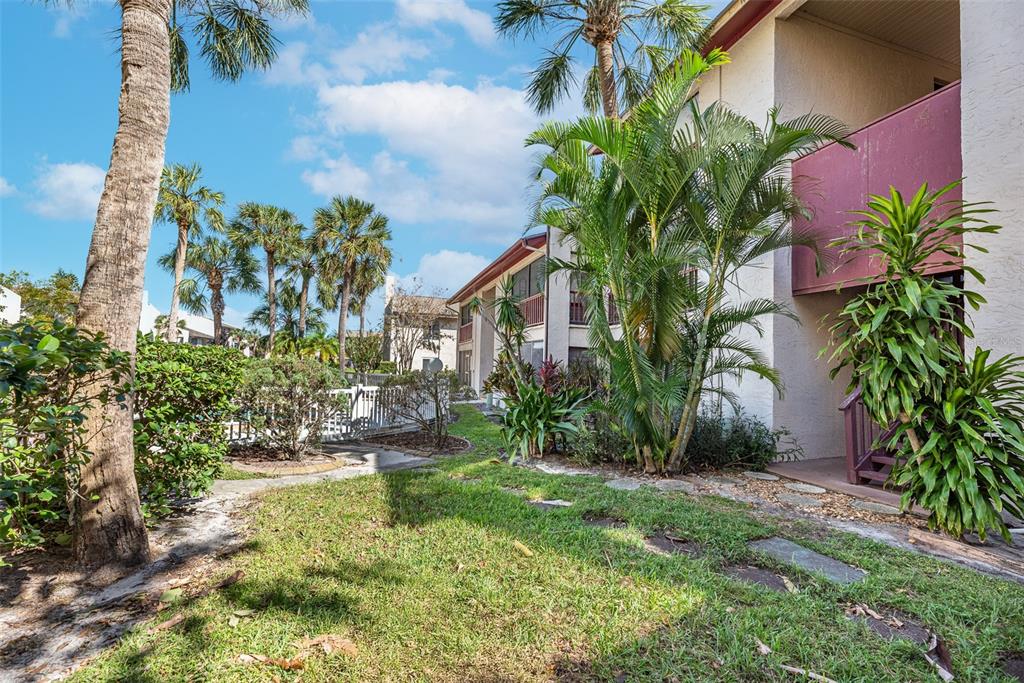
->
[792,82,963,295]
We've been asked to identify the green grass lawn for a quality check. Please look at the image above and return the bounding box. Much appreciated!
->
[73,405,1024,682]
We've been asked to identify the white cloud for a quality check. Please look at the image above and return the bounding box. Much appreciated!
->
[395,0,495,46]
[27,162,105,220]
[285,135,322,162]
[301,154,372,198]
[329,24,431,84]
[0,177,16,197]
[264,42,328,86]
[427,67,455,82]
[50,4,87,38]
[397,249,491,295]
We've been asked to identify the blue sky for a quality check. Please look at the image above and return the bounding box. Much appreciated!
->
[0,0,725,330]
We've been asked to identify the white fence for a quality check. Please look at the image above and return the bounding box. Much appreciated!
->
[226,384,439,444]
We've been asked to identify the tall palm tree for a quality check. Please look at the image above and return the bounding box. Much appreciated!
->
[230,203,303,357]
[495,0,705,117]
[158,235,261,345]
[57,0,307,568]
[284,236,319,338]
[349,248,392,337]
[248,280,327,343]
[531,54,848,473]
[154,163,225,341]
[313,196,391,372]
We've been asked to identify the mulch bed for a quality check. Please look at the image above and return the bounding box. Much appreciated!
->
[366,431,472,456]
[226,445,353,475]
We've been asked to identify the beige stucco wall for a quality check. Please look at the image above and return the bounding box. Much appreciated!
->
[960,0,1024,358]
[775,13,959,130]
[401,319,458,372]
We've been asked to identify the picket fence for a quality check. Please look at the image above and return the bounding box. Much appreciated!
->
[225,384,438,444]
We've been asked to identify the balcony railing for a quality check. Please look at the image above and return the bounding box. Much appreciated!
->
[792,81,963,295]
[569,293,587,324]
[520,292,545,327]
[458,322,473,344]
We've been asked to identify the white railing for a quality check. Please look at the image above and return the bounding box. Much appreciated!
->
[226,383,439,445]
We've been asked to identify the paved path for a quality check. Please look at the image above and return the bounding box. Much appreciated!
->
[0,447,432,683]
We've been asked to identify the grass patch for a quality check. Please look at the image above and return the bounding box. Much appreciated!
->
[73,405,1024,682]
[217,463,274,481]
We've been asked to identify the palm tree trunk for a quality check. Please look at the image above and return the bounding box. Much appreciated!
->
[298,275,309,338]
[211,282,225,345]
[265,252,276,357]
[72,0,172,570]
[596,39,618,119]
[358,306,365,337]
[338,277,352,373]
[165,218,189,341]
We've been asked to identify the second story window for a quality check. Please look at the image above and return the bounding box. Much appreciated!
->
[512,257,546,299]
[460,305,472,326]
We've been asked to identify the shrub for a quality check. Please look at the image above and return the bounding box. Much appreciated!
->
[348,334,384,374]
[682,409,801,471]
[133,337,245,517]
[501,379,586,459]
[569,401,632,465]
[483,355,530,399]
[385,370,458,448]
[236,356,345,459]
[1,321,128,554]
[374,361,397,374]
[565,356,605,394]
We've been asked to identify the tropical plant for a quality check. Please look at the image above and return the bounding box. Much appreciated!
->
[50,0,307,568]
[0,270,81,323]
[314,196,392,371]
[133,337,245,517]
[531,52,849,473]
[502,379,587,459]
[495,0,706,117]
[154,163,225,341]
[250,280,328,347]
[825,182,1024,540]
[1,321,128,557]
[236,356,345,459]
[348,333,384,374]
[230,203,304,357]
[284,237,321,338]
[350,248,392,337]
[158,235,261,345]
[470,275,531,387]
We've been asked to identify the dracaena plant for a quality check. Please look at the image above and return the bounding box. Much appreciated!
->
[825,181,1024,541]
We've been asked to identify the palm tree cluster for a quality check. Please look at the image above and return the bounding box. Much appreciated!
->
[154,166,392,370]
[530,50,850,473]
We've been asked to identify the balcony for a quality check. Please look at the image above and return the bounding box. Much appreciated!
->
[458,322,473,344]
[569,293,587,325]
[520,293,544,327]
[791,81,963,295]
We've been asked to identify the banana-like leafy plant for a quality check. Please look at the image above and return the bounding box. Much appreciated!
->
[502,379,587,460]
[825,182,1024,540]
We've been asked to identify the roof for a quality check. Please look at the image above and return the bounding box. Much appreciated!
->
[446,232,548,305]
[702,0,783,55]
[387,294,457,319]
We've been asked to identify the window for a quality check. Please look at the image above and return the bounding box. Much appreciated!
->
[568,346,591,364]
[457,350,472,386]
[512,257,546,299]
[520,340,545,373]
[460,305,472,326]
[424,321,441,340]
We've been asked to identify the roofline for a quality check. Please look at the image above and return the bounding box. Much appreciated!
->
[446,232,548,305]
[703,0,784,54]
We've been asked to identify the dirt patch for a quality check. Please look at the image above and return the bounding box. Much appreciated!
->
[1000,652,1024,682]
[226,448,354,476]
[845,604,930,645]
[644,533,702,557]
[366,431,471,455]
[583,516,626,529]
[723,565,792,593]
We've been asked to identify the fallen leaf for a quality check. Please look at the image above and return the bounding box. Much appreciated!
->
[513,540,534,557]
[755,638,773,656]
[781,576,798,594]
[296,634,358,657]
[725,606,735,614]
[217,570,244,589]
[233,609,256,617]
[147,613,185,634]
[779,664,839,683]
[228,616,240,628]
[236,653,304,670]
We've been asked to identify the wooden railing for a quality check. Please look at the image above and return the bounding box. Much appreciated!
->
[458,322,473,343]
[840,387,899,485]
[520,292,545,327]
[569,293,587,324]
[607,293,621,326]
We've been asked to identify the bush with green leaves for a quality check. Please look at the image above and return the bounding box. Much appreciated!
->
[825,182,1024,540]
[375,361,397,374]
[385,370,458,448]
[133,336,246,517]
[569,400,632,465]
[348,334,384,374]
[1,321,127,554]
[682,409,801,471]
[236,356,345,459]
[501,379,586,460]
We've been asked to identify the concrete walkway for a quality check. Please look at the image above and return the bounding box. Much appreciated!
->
[0,446,432,683]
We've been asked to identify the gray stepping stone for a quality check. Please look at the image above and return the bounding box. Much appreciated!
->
[724,565,790,593]
[784,482,827,494]
[777,493,824,508]
[644,534,702,557]
[851,500,902,516]
[1001,654,1024,682]
[584,516,625,529]
[743,471,779,481]
[846,608,930,645]
[749,537,866,584]
[528,499,573,510]
[653,479,696,494]
[606,478,644,491]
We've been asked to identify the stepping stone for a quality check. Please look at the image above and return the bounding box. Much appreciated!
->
[846,606,930,645]
[749,537,866,584]
[777,493,824,508]
[743,471,779,481]
[644,533,702,557]
[724,565,791,593]
[501,486,527,496]
[528,499,573,510]
[707,475,744,486]
[1000,653,1024,682]
[784,482,826,494]
[584,516,626,529]
[851,500,902,516]
[606,478,644,491]
[653,479,696,494]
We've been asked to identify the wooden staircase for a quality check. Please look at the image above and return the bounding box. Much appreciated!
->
[840,388,901,486]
